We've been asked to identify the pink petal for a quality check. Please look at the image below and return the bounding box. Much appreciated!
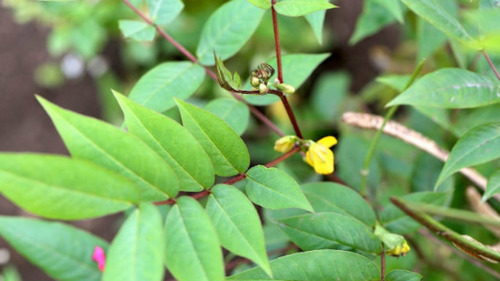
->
[92,246,106,272]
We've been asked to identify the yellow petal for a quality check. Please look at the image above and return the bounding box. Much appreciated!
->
[317,136,337,148]
[310,145,333,174]
[304,150,314,167]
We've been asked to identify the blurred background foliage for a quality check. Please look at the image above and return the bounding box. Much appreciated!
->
[1,0,500,280]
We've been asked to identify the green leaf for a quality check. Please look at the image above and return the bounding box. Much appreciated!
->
[214,54,242,91]
[311,72,350,120]
[386,68,500,109]
[274,0,337,17]
[376,74,411,92]
[305,9,326,44]
[164,196,224,281]
[244,165,313,212]
[247,0,271,9]
[373,0,404,23]
[1,266,21,281]
[386,270,423,281]
[103,204,164,281]
[206,184,271,277]
[0,216,108,281]
[176,99,250,176]
[417,18,447,61]
[0,154,138,220]
[380,192,448,234]
[244,53,330,105]
[114,92,214,192]
[118,20,156,42]
[196,0,265,65]
[436,123,500,187]
[37,96,178,201]
[128,62,205,112]
[301,182,377,227]
[205,98,249,136]
[227,250,380,281]
[484,168,500,201]
[401,0,481,49]
[350,0,398,45]
[278,213,382,253]
[147,0,184,25]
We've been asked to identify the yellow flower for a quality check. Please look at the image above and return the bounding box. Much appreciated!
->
[274,135,298,153]
[304,136,337,174]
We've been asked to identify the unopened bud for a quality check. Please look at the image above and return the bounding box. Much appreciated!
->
[250,77,260,88]
[276,83,295,95]
[375,225,410,257]
[251,63,275,84]
[274,136,298,153]
[259,83,268,95]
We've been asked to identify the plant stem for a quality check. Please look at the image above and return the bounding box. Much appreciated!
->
[380,243,386,281]
[390,197,500,263]
[359,60,425,196]
[481,50,500,81]
[122,0,284,137]
[270,0,303,139]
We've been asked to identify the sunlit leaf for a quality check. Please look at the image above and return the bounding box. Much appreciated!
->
[118,20,155,42]
[205,98,249,136]
[274,0,337,17]
[147,0,184,25]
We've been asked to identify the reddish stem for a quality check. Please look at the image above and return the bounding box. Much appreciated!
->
[380,244,386,281]
[481,50,500,81]
[122,0,284,137]
[271,0,283,83]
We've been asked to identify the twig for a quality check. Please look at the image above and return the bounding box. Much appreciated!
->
[380,243,386,281]
[481,50,500,81]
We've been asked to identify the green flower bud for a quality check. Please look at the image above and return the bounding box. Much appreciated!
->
[274,135,298,153]
[250,77,260,88]
[251,63,275,84]
[276,83,295,95]
[375,225,411,257]
[259,83,268,95]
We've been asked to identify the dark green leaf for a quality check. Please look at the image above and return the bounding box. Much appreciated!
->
[305,9,326,44]
[387,68,500,109]
[164,197,224,281]
[206,184,271,276]
[103,204,164,281]
[176,99,250,176]
[484,168,500,201]
[311,72,350,120]
[118,20,155,42]
[115,92,214,192]
[147,0,184,25]
[373,0,404,23]
[350,0,398,45]
[274,0,337,17]
[0,216,107,281]
[386,270,423,281]
[205,98,249,136]
[37,96,178,201]
[128,62,205,112]
[245,165,314,212]
[0,154,138,220]
[227,250,380,281]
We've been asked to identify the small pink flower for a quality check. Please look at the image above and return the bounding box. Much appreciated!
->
[92,246,106,272]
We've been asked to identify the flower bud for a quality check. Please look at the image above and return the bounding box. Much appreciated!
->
[375,225,411,257]
[250,77,260,88]
[251,63,275,84]
[274,136,298,153]
[259,83,268,95]
[276,83,295,95]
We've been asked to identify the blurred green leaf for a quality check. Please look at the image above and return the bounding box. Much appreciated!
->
[274,0,336,17]
[196,0,265,65]
[115,92,214,192]
[176,99,250,176]
[128,62,205,112]
[247,0,271,9]
[37,96,178,201]
[147,0,183,25]
[0,154,138,220]
[245,165,314,212]
[305,9,326,44]
[387,68,500,109]
[484,168,500,201]
[119,20,156,42]
[311,72,349,120]
[278,212,382,253]
[373,0,403,23]
[164,197,224,281]
[350,0,398,45]
[386,270,422,281]
[227,250,380,281]
[452,104,500,137]
[103,204,164,281]
[1,266,21,281]
[437,123,500,187]
[206,184,271,277]
[302,182,377,226]
[376,74,411,92]
[0,216,107,281]
[205,98,249,136]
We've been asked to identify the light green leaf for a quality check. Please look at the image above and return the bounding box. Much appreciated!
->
[401,0,481,49]
[205,98,249,136]
[165,196,224,281]
[380,192,448,234]
[244,53,330,105]
[115,92,214,192]
[196,0,265,65]
[0,154,138,220]
[147,0,184,25]
[118,20,155,42]
[128,62,205,112]
[227,250,380,281]
[417,18,447,61]
[484,168,500,201]
[386,270,423,281]
[373,0,403,23]
[452,104,500,137]
[436,123,500,187]
[376,74,411,92]
[350,0,398,45]
[37,96,178,201]
[244,165,313,212]
[386,68,500,109]
[274,0,337,17]
[104,204,164,281]
[305,9,326,44]
[1,265,21,281]
[247,0,271,9]
[302,182,377,227]
[0,216,108,281]
[206,184,271,277]
[311,72,350,120]
[176,99,250,176]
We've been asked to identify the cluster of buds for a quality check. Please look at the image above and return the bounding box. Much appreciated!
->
[374,224,411,257]
[251,63,275,94]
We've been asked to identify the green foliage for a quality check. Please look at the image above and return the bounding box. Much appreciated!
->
[205,98,250,135]
[119,20,156,42]
[485,168,500,200]
[273,0,337,17]
[386,270,422,281]
[147,0,184,25]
